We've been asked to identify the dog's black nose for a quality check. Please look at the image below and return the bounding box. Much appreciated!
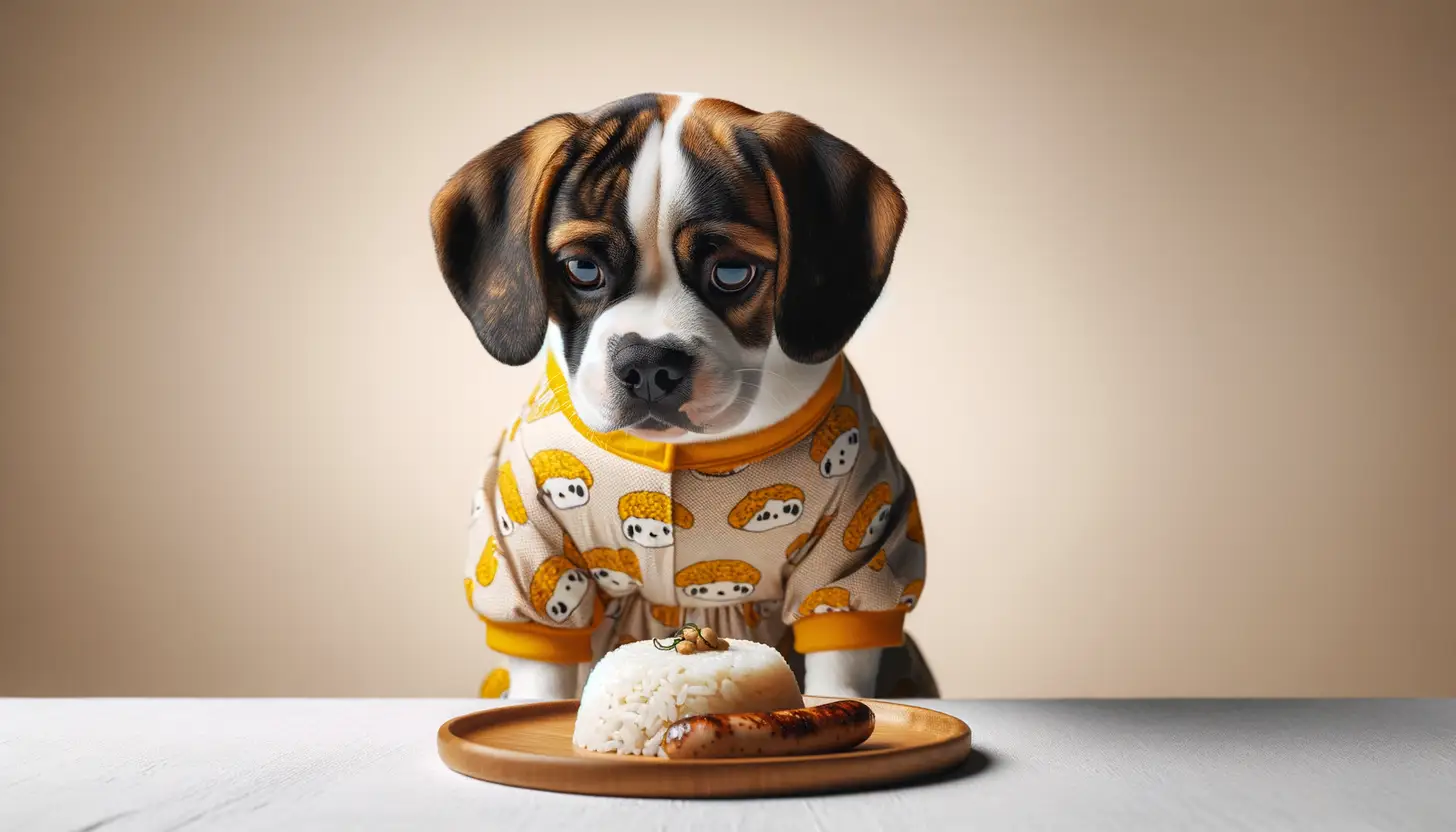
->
[612,344,691,402]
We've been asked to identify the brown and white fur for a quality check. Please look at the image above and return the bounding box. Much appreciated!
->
[431,93,908,700]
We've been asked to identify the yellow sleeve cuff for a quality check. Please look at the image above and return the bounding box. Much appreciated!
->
[485,597,603,664]
[792,609,906,653]
[485,619,596,663]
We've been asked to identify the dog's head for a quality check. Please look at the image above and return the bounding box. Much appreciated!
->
[430,93,906,438]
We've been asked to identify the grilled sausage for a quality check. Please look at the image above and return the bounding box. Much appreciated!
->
[662,700,875,759]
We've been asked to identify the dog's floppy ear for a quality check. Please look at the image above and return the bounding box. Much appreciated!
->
[740,113,907,364]
[430,114,582,365]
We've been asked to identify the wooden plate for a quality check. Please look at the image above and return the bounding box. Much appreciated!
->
[437,696,972,798]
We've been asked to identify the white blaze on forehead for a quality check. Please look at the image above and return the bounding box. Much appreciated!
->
[579,94,720,348]
[656,93,702,265]
[625,120,664,287]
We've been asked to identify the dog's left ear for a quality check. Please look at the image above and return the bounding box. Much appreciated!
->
[740,113,908,364]
[429,114,582,365]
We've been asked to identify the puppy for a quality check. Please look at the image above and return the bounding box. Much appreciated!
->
[436,93,930,701]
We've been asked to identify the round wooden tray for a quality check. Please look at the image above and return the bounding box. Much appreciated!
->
[437,696,972,798]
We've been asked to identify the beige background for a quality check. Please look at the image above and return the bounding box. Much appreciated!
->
[2,1,1453,698]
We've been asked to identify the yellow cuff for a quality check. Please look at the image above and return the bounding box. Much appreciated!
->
[486,619,595,663]
[793,609,906,653]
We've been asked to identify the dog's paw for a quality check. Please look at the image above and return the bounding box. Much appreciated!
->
[803,647,882,700]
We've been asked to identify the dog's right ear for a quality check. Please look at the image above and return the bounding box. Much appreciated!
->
[737,113,907,366]
[430,115,582,365]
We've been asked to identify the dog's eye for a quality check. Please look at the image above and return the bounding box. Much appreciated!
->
[565,258,604,289]
[711,262,755,292]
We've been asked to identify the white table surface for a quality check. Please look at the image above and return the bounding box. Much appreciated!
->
[2,698,1453,831]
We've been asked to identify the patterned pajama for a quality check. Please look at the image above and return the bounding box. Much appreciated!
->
[463,355,926,677]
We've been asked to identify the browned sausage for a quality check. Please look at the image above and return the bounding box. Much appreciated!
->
[662,700,875,759]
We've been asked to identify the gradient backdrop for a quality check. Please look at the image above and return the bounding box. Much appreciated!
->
[3,1,1453,697]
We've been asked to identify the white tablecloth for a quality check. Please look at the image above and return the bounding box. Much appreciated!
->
[2,698,1453,830]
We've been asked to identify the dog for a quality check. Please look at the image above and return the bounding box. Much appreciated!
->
[434,93,934,701]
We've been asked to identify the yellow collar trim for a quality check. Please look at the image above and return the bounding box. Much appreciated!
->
[544,353,844,473]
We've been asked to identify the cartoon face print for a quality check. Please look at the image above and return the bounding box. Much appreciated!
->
[494,492,515,535]
[529,449,593,510]
[866,506,892,545]
[529,556,592,623]
[868,549,888,571]
[544,574,588,623]
[685,580,755,602]
[542,477,589,509]
[746,498,803,530]
[843,482,893,551]
[617,492,694,548]
[898,579,925,609]
[495,461,529,536]
[728,484,807,533]
[674,559,762,606]
[592,568,638,597]
[811,406,861,478]
[798,587,852,618]
[581,545,644,598]
[623,517,672,547]
[820,429,861,478]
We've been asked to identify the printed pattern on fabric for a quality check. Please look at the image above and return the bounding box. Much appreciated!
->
[461,357,926,661]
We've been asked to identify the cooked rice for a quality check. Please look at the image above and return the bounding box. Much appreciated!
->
[572,638,804,757]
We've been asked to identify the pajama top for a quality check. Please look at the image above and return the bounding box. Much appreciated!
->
[463,353,926,664]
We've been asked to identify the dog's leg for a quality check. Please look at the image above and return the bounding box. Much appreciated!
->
[802,648,883,699]
[505,657,580,700]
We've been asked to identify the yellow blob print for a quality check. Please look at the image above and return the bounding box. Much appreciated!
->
[650,604,683,629]
[742,601,762,628]
[475,537,499,586]
[479,667,510,699]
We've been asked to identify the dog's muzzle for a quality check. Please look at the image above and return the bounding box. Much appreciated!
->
[610,337,695,426]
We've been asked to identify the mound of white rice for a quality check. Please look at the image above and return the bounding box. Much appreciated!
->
[572,638,804,757]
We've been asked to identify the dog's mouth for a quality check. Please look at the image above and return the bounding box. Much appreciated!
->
[574,352,764,439]
[624,404,728,437]
[628,415,689,439]
[620,380,757,438]
[598,401,700,438]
